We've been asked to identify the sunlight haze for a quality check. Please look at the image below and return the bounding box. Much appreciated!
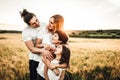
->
[0,0,120,30]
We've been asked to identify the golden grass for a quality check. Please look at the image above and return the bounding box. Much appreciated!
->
[0,33,120,80]
[0,33,29,80]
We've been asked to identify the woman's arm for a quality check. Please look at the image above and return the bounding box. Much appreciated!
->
[36,38,52,51]
[35,38,44,48]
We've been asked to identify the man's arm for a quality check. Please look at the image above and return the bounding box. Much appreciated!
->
[25,40,52,58]
[25,40,44,54]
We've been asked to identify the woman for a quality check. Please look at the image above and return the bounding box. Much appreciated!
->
[36,14,69,80]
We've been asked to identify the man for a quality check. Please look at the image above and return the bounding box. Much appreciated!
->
[20,9,52,80]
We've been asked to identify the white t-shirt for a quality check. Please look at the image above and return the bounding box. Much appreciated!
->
[22,23,46,62]
[37,26,65,80]
[37,59,64,80]
[47,59,64,80]
[37,26,53,45]
[36,26,53,77]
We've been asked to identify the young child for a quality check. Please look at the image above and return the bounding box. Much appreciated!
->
[44,44,70,80]
[36,30,70,80]
[52,30,68,45]
[36,30,69,52]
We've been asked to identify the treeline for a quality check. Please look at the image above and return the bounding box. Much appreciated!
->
[0,30,22,33]
[69,29,120,39]
[1,29,120,39]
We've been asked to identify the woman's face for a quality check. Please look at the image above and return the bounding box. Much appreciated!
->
[48,18,56,31]
[54,45,62,55]
[29,16,40,28]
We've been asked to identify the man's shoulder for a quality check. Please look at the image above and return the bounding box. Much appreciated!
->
[22,26,31,34]
[22,26,29,31]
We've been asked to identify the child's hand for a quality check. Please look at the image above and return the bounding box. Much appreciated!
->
[52,39,61,44]
[48,63,56,69]
[53,68,60,76]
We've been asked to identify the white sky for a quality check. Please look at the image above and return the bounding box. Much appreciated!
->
[0,0,120,30]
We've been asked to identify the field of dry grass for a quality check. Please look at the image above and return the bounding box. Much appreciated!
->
[69,38,120,79]
[0,33,29,80]
[0,33,120,80]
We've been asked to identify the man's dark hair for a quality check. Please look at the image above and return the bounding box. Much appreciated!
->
[20,9,36,25]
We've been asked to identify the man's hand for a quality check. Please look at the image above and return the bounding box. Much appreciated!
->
[42,49,53,61]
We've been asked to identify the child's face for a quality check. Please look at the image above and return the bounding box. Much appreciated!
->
[54,45,62,55]
[52,33,59,40]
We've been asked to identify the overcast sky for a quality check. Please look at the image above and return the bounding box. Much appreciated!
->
[0,0,120,30]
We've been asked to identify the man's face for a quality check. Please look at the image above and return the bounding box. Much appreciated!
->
[29,16,40,28]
